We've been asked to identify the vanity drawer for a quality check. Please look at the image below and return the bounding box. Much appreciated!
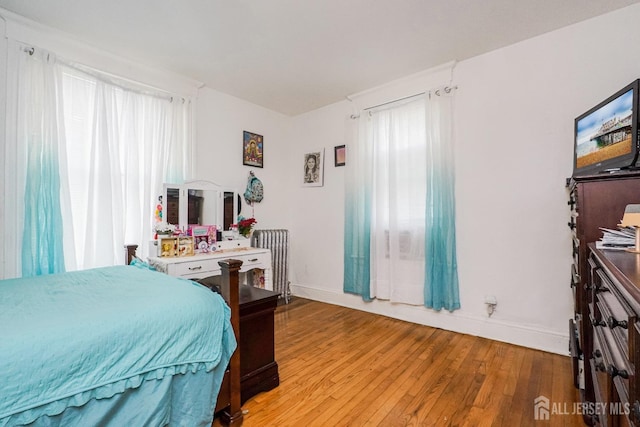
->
[149,248,273,290]
[168,258,222,278]
[237,252,271,272]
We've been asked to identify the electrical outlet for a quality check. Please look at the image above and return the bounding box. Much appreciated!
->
[484,295,497,317]
[484,295,497,305]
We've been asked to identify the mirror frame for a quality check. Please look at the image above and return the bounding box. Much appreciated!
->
[163,180,240,233]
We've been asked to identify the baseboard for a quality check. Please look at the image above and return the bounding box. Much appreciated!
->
[290,283,569,355]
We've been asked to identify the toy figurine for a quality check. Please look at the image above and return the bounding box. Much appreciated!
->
[155,195,163,222]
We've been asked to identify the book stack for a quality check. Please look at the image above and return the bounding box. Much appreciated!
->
[596,227,637,250]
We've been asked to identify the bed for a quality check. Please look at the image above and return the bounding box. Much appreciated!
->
[0,248,244,427]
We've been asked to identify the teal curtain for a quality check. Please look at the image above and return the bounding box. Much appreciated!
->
[344,89,460,310]
[343,184,372,301]
[20,50,66,277]
[343,115,373,300]
[424,92,460,311]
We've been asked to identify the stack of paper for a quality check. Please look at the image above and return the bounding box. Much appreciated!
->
[597,227,636,250]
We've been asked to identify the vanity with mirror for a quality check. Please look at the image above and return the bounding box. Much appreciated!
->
[163,180,241,233]
[148,180,274,291]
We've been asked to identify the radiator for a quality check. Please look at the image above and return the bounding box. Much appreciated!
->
[252,229,291,303]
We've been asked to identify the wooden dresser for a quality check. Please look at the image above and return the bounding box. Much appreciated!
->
[568,171,640,425]
[587,245,639,425]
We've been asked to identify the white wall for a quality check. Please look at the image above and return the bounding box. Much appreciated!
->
[289,3,640,354]
[194,88,292,230]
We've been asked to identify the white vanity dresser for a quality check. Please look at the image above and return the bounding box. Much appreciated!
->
[148,247,273,290]
[149,179,273,289]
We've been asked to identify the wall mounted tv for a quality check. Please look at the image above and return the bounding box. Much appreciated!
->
[573,79,640,177]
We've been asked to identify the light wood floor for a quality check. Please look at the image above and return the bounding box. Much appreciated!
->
[217,298,584,427]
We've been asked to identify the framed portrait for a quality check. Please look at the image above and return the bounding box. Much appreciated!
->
[243,131,263,168]
[334,145,345,167]
[303,149,324,187]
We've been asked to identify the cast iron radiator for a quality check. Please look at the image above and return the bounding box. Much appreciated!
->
[252,229,291,303]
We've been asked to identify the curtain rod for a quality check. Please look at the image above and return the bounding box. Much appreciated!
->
[363,92,424,112]
[349,85,458,119]
[20,45,186,103]
[363,85,458,112]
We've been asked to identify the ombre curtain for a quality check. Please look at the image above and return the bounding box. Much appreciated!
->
[343,114,372,300]
[60,65,193,270]
[424,91,460,311]
[15,48,67,277]
[344,90,460,310]
[3,42,193,277]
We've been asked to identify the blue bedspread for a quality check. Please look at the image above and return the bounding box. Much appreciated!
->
[0,265,236,425]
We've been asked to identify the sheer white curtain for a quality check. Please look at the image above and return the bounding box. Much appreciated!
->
[61,65,193,270]
[369,96,428,304]
[3,42,193,277]
[344,89,460,310]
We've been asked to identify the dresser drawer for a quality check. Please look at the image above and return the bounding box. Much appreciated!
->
[592,326,613,427]
[595,270,636,359]
[596,295,630,355]
[237,252,271,272]
[592,324,633,427]
[168,258,222,278]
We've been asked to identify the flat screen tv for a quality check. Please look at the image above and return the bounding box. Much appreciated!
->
[574,79,640,177]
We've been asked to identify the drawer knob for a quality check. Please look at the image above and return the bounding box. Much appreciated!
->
[607,364,629,379]
[567,221,576,230]
[595,361,606,372]
[188,266,203,271]
[607,316,628,330]
[248,258,258,262]
[593,349,602,358]
[591,316,606,327]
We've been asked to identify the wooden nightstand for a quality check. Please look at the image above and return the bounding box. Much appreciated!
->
[238,285,280,403]
[163,265,280,404]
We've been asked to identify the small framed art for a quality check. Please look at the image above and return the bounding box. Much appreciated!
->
[303,149,324,187]
[243,131,263,168]
[334,145,345,167]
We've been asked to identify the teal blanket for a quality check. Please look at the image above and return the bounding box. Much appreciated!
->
[0,265,235,425]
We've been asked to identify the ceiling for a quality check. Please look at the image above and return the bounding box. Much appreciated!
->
[1,0,639,116]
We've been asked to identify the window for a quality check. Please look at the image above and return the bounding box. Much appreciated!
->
[367,97,428,304]
[344,91,460,311]
[4,44,192,277]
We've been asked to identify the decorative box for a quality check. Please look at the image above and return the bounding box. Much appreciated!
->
[159,237,178,257]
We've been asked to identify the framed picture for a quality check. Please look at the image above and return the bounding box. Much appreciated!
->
[243,131,263,168]
[334,145,346,167]
[303,149,324,187]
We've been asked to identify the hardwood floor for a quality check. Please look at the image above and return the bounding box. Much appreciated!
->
[216,297,584,426]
